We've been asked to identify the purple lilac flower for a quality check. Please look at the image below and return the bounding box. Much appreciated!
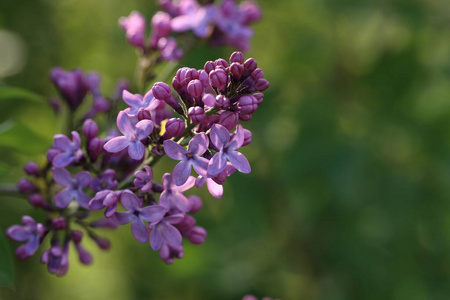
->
[50,131,83,168]
[195,176,223,198]
[208,124,251,176]
[103,111,154,160]
[24,161,39,176]
[6,216,45,260]
[170,0,217,38]
[41,241,69,277]
[90,169,118,192]
[72,231,92,265]
[157,37,183,61]
[134,166,153,193]
[119,11,146,49]
[164,133,209,186]
[149,213,184,251]
[53,168,91,209]
[159,173,196,212]
[122,90,161,117]
[158,243,184,264]
[150,11,172,48]
[50,68,89,110]
[114,190,167,243]
[164,118,185,139]
[17,178,37,194]
[89,190,122,218]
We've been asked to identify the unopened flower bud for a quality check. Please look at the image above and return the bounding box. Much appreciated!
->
[151,11,172,37]
[253,92,264,105]
[202,94,215,107]
[152,82,172,100]
[164,118,185,139]
[243,58,257,76]
[82,119,98,141]
[255,78,269,91]
[229,62,244,78]
[238,95,258,114]
[239,113,252,121]
[209,69,228,88]
[28,193,47,207]
[88,137,104,162]
[188,195,203,214]
[52,217,67,230]
[242,129,252,147]
[137,109,152,121]
[17,178,37,194]
[251,68,264,80]
[230,51,245,64]
[46,148,59,162]
[93,237,111,250]
[48,97,61,114]
[24,161,40,176]
[187,79,204,98]
[164,95,183,114]
[215,58,229,68]
[176,215,196,233]
[76,244,93,265]
[215,95,230,109]
[72,230,83,244]
[90,219,118,229]
[188,106,206,123]
[219,111,239,130]
[187,226,207,244]
[204,61,215,74]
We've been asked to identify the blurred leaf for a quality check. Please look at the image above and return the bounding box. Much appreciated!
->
[0,85,44,103]
[0,228,15,288]
[0,121,51,155]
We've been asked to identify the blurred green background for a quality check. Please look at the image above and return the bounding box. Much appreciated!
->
[2,0,450,299]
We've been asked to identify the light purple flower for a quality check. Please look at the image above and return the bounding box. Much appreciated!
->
[195,176,223,198]
[6,216,45,260]
[50,68,89,110]
[164,133,209,186]
[53,168,91,209]
[103,111,154,160]
[50,131,83,168]
[149,213,184,251]
[41,241,69,277]
[159,173,196,212]
[158,243,184,264]
[171,0,217,38]
[114,190,167,243]
[119,11,146,49]
[134,166,153,193]
[89,190,122,218]
[207,124,251,176]
[90,169,118,192]
[122,89,161,117]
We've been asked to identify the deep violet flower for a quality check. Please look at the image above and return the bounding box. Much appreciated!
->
[207,124,251,176]
[159,173,196,212]
[103,111,154,160]
[53,168,91,209]
[89,190,122,218]
[90,169,118,192]
[6,216,45,260]
[163,132,209,186]
[41,241,69,277]
[134,166,153,193]
[114,190,167,243]
[149,213,184,251]
[50,131,83,168]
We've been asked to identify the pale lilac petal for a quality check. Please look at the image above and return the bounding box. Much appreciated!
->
[207,178,223,198]
[75,171,91,188]
[150,228,163,251]
[52,168,73,187]
[131,219,149,243]
[52,153,74,168]
[226,151,251,173]
[128,141,145,160]
[104,204,117,218]
[195,176,206,188]
[54,188,75,209]
[228,124,244,150]
[104,136,130,153]
[89,197,105,210]
[75,192,91,209]
[173,160,192,186]
[208,152,227,176]
[71,131,81,149]
[210,124,230,149]
[22,216,36,227]
[171,15,193,32]
[158,191,172,211]
[160,223,182,245]
[135,120,154,140]
[176,176,196,192]
[164,214,184,224]
[122,90,143,108]
[6,226,29,242]
[192,156,208,177]
[173,193,191,212]
[53,134,72,151]
[116,111,134,135]
[163,140,186,160]
[114,211,133,225]
[188,132,208,155]
[140,205,167,222]
[24,235,40,256]
[120,190,141,211]
[143,90,161,111]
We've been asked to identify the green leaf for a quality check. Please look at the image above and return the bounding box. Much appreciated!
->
[0,85,44,103]
[0,121,51,155]
[0,228,15,288]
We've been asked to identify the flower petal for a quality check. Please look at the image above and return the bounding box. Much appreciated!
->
[161,223,182,246]
[53,134,72,151]
[54,188,75,209]
[131,219,149,243]
[209,124,230,149]
[207,151,227,177]
[52,153,75,168]
[104,136,130,153]
[52,167,73,187]
[71,131,81,149]
[163,140,186,160]
[122,90,143,108]
[75,191,91,209]
[120,190,142,211]
[116,110,134,135]
[150,227,163,251]
[173,160,192,186]
[188,132,209,155]
[128,141,145,160]
[140,205,167,223]
[114,211,133,225]
[228,124,244,150]
[192,156,208,177]
[75,171,91,188]
[6,225,29,242]
[135,120,154,140]
[207,178,223,198]
[226,151,251,174]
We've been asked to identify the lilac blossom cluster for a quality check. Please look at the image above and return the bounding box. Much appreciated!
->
[120,0,261,59]
[6,0,268,278]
